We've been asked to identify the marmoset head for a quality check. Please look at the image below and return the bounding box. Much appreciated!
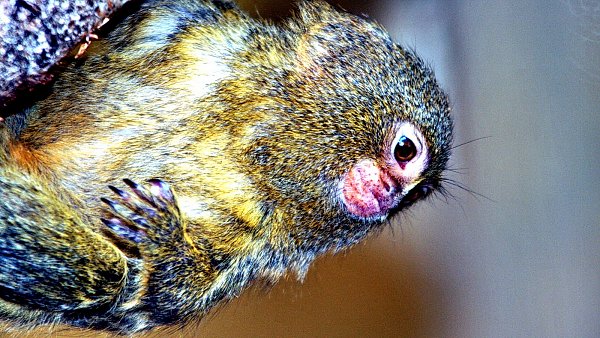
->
[226,1,452,246]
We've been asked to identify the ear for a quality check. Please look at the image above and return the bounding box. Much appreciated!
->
[291,1,352,73]
[291,1,391,74]
[295,0,344,27]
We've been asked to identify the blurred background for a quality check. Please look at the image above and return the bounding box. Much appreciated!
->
[9,0,599,337]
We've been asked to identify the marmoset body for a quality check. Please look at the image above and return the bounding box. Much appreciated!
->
[0,0,452,334]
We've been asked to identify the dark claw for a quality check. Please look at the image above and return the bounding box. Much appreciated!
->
[102,178,179,247]
[101,197,116,210]
[108,185,130,200]
[101,196,151,229]
[147,179,175,207]
[122,178,138,189]
[123,178,154,206]
[101,218,143,243]
[101,197,130,216]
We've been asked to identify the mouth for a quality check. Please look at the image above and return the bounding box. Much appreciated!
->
[387,181,433,216]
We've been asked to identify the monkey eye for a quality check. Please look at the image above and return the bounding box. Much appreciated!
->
[394,136,417,163]
[400,184,431,207]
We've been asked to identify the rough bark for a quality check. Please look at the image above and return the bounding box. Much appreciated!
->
[0,0,131,111]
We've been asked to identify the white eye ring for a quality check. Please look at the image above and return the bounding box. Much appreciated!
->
[389,122,429,182]
[390,122,424,162]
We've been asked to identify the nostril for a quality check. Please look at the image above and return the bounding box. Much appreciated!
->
[379,172,396,195]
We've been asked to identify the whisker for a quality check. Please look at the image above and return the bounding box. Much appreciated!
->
[440,177,494,202]
[433,185,471,217]
[445,167,468,175]
[435,185,453,203]
[446,166,470,171]
[450,136,491,150]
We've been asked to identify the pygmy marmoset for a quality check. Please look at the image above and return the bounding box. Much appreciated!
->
[0,0,453,334]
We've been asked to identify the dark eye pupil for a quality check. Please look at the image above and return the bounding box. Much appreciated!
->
[394,136,417,162]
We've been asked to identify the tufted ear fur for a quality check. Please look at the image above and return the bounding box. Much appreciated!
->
[290,1,393,77]
[295,0,343,26]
